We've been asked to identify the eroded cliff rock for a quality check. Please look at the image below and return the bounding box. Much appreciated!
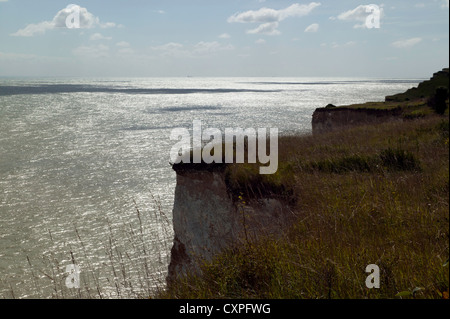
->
[312,68,449,134]
[312,107,403,135]
[167,164,292,282]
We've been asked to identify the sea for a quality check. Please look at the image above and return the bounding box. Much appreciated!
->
[0,77,423,299]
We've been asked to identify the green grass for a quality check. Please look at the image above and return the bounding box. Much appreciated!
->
[304,148,421,174]
[328,98,445,118]
[159,116,449,299]
[386,70,449,102]
[341,101,402,110]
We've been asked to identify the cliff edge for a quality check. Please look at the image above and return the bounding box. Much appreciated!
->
[312,68,449,134]
[167,163,293,282]
[165,68,449,287]
[312,106,403,135]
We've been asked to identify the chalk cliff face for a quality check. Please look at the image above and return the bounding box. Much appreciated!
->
[312,107,403,135]
[167,165,292,282]
[311,68,449,135]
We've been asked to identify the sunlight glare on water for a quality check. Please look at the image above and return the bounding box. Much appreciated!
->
[0,77,421,298]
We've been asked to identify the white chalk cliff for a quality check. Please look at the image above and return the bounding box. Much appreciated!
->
[167,164,292,282]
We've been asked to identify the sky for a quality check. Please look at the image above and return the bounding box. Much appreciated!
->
[0,0,449,78]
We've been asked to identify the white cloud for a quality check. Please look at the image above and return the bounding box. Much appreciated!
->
[255,38,266,44]
[335,5,384,29]
[193,41,234,54]
[304,23,319,33]
[344,41,357,46]
[150,42,186,57]
[90,33,112,41]
[323,41,357,49]
[73,44,110,58]
[116,41,131,47]
[10,21,54,37]
[219,33,231,39]
[246,22,280,35]
[228,2,321,35]
[100,22,116,29]
[392,37,423,48]
[150,41,234,58]
[11,4,117,37]
[337,5,368,21]
[228,3,321,23]
[152,42,184,51]
[114,41,133,55]
[117,48,135,55]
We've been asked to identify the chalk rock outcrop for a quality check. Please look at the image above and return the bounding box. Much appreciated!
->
[312,68,449,134]
[312,107,403,135]
[167,164,292,282]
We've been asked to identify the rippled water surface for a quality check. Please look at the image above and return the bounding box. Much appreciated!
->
[0,77,422,298]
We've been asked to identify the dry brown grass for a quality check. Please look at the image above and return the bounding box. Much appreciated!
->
[161,116,449,299]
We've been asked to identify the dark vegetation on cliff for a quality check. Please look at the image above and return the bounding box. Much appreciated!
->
[386,68,449,103]
[314,68,449,122]
[160,69,449,299]
[162,115,449,299]
[158,69,449,299]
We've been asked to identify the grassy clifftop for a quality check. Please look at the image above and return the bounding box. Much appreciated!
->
[160,70,449,299]
[162,115,449,299]
[386,68,449,102]
[317,68,449,120]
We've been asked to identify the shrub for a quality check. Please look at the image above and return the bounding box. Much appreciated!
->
[436,120,449,138]
[379,148,421,171]
[224,164,295,202]
[309,149,421,173]
[428,87,449,115]
[310,155,375,173]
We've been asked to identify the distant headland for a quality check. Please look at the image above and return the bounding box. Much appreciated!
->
[312,68,449,134]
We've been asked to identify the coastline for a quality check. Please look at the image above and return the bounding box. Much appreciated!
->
[162,69,449,299]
